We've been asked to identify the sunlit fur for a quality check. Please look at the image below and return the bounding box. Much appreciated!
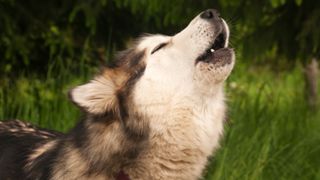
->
[0,10,235,180]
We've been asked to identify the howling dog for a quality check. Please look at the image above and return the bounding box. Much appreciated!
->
[0,9,235,180]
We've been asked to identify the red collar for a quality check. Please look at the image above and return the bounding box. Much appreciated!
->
[115,170,130,180]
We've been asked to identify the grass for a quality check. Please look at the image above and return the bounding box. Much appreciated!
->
[206,64,320,180]
[0,60,319,179]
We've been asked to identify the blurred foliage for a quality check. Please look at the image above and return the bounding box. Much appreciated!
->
[0,0,319,76]
[0,0,213,76]
[223,0,320,63]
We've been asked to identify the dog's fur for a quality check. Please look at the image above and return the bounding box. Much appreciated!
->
[0,9,235,180]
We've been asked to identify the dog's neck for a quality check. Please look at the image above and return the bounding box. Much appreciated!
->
[122,88,226,179]
[45,86,226,180]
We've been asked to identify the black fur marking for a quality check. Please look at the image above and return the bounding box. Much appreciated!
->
[68,119,88,149]
[90,110,119,124]
[90,48,149,141]
[0,120,62,180]
[109,48,146,69]
[128,49,146,68]
[27,141,62,180]
[117,65,149,141]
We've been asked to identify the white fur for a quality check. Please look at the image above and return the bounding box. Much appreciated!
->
[71,75,119,114]
[125,14,235,179]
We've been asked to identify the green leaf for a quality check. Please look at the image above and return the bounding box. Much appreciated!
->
[295,0,303,6]
[100,0,107,6]
[50,25,59,35]
[270,0,280,8]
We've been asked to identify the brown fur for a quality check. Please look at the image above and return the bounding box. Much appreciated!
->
[0,48,150,180]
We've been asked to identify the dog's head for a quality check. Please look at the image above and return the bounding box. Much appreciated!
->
[69,9,235,134]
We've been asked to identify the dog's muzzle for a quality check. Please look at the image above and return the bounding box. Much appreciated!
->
[196,9,234,66]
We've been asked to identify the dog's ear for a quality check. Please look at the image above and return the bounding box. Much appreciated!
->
[69,69,127,114]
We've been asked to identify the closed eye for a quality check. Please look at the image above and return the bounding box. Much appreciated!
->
[151,42,168,54]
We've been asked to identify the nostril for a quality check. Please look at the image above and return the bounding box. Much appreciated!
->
[200,9,220,19]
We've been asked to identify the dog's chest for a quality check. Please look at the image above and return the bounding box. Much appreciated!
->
[126,97,226,179]
[148,95,225,153]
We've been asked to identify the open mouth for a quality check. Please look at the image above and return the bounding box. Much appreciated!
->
[195,31,231,64]
[211,33,226,51]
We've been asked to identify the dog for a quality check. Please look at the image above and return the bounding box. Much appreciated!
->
[0,9,235,180]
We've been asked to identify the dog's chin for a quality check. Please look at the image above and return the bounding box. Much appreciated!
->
[194,48,234,86]
[195,29,234,67]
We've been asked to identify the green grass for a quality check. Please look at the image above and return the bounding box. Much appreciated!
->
[0,61,319,179]
[206,64,320,180]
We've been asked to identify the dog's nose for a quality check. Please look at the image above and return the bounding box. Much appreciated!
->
[200,9,220,19]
